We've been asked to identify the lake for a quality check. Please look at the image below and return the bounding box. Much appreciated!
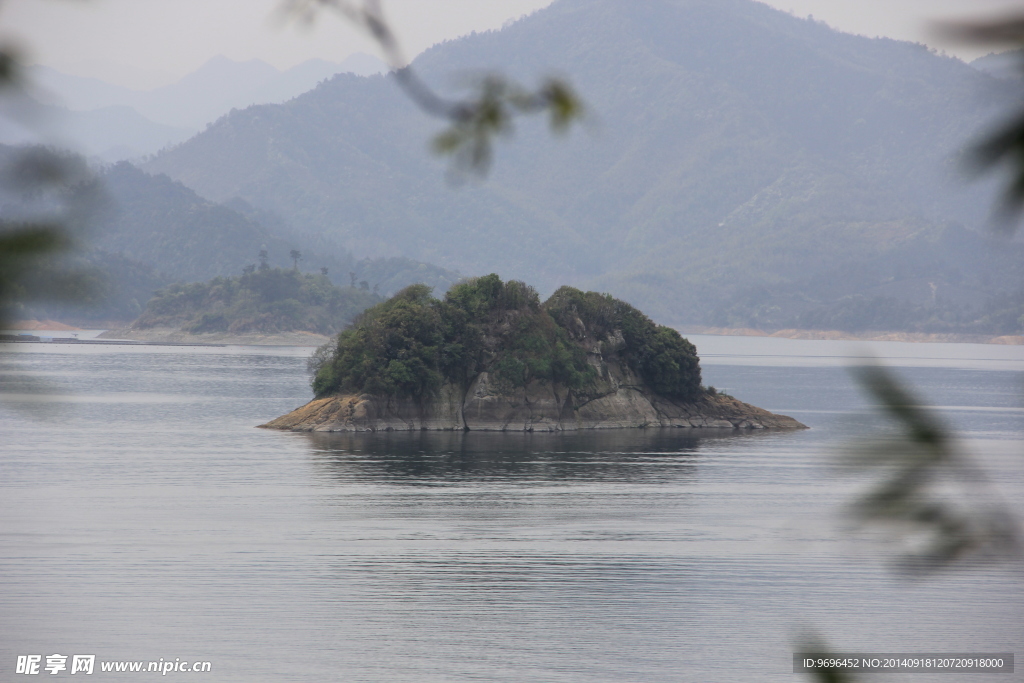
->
[1,335,1021,682]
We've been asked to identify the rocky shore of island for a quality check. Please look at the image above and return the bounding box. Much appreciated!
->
[261,277,808,434]
[260,374,806,432]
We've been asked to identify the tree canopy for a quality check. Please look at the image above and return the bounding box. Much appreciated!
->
[311,274,703,401]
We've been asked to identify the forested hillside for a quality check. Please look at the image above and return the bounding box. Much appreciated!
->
[96,162,462,294]
[146,0,1024,332]
[1,148,461,323]
[133,267,380,336]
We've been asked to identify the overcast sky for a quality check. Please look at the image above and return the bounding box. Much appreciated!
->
[3,0,1023,89]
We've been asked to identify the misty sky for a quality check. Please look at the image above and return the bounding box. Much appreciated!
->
[4,0,1023,89]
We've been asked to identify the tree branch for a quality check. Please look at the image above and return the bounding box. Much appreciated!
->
[280,0,584,175]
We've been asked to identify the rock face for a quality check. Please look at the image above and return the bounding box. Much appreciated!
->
[261,361,806,433]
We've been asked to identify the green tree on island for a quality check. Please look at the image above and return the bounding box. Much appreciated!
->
[311,273,702,402]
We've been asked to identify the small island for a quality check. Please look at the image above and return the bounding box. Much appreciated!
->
[261,275,806,432]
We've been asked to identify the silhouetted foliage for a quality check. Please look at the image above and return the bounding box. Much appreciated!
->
[0,225,68,321]
[0,145,104,327]
[942,15,1024,223]
[0,54,62,328]
[842,365,1020,576]
[799,15,1024,682]
[281,0,583,175]
[15,249,169,323]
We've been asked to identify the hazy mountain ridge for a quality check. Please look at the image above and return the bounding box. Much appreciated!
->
[0,91,192,162]
[144,0,1024,332]
[30,54,388,129]
[95,162,461,296]
[971,50,1024,81]
[5,54,389,161]
[149,73,594,283]
[1,149,461,323]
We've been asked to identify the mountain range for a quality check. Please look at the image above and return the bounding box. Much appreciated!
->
[141,0,1024,332]
[971,50,1024,81]
[1,53,388,162]
[2,147,459,324]
[29,53,388,130]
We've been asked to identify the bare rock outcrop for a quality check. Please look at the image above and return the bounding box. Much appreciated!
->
[261,365,805,433]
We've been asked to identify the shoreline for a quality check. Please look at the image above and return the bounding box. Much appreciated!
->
[8,321,1023,347]
[261,390,807,433]
[96,327,331,346]
[677,326,1024,345]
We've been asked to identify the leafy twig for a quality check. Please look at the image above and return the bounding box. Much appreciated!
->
[936,14,1024,227]
[842,364,1020,575]
[280,0,584,175]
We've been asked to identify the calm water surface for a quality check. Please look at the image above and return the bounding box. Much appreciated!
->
[1,336,1022,682]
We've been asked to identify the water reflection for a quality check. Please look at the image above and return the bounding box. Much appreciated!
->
[2,345,1019,683]
[301,428,776,485]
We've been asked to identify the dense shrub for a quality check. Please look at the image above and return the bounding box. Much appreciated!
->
[312,275,702,401]
[640,326,702,399]
[314,285,444,398]
[313,276,594,398]
[544,286,702,400]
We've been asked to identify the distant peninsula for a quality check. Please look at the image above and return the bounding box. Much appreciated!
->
[262,276,806,432]
[102,266,380,345]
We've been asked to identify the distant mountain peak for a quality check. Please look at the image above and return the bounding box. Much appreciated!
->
[143,0,1022,330]
[19,52,389,139]
[185,55,279,80]
[337,52,389,77]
